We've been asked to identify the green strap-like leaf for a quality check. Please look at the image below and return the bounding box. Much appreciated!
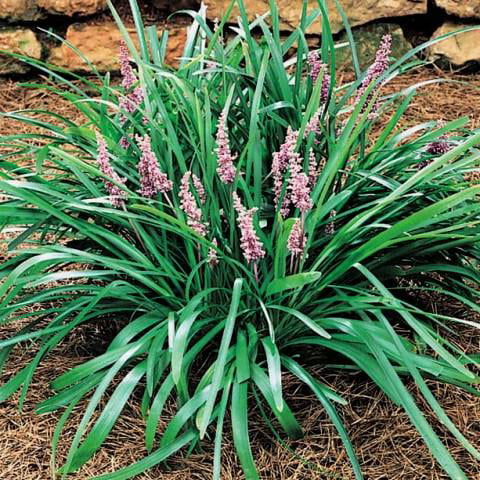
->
[92,430,197,480]
[261,336,284,411]
[198,278,243,438]
[266,271,322,296]
[231,379,259,480]
[282,356,363,479]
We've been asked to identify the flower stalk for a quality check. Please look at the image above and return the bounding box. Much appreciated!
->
[95,133,126,207]
[232,192,265,281]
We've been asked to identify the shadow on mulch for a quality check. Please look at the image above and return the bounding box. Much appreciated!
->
[1,68,480,479]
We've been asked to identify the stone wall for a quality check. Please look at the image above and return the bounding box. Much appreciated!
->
[0,0,479,75]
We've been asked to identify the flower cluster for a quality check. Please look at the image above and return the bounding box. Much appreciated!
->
[418,123,452,168]
[308,148,321,186]
[307,50,331,103]
[288,152,313,214]
[96,133,126,207]
[426,134,451,155]
[118,42,144,137]
[192,173,206,204]
[208,238,219,267]
[307,50,322,82]
[215,109,237,183]
[287,219,306,257]
[136,134,173,198]
[232,192,265,265]
[272,127,300,217]
[119,41,136,90]
[272,124,316,222]
[304,108,324,141]
[355,34,392,115]
[119,88,144,124]
[179,171,207,237]
[285,156,314,261]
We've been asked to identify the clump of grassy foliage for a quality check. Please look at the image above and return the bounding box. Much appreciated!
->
[0,1,479,479]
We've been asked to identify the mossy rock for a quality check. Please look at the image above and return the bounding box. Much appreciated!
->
[336,23,412,70]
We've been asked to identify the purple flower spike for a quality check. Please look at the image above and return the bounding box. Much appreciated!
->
[179,171,207,237]
[192,173,206,204]
[426,139,451,155]
[272,127,300,217]
[232,192,265,265]
[286,145,313,214]
[215,109,237,184]
[119,135,131,150]
[288,165,313,214]
[308,148,321,187]
[118,42,144,126]
[287,218,306,257]
[308,50,322,83]
[119,41,136,90]
[96,132,126,207]
[426,124,451,155]
[208,238,219,267]
[308,50,331,102]
[119,87,144,125]
[136,134,172,198]
[304,108,323,141]
[355,34,392,114]
[321,69,331,103]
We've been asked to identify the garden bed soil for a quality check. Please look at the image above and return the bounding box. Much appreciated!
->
[1,68,480,479]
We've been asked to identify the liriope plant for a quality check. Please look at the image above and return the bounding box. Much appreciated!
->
[0,0,479,478]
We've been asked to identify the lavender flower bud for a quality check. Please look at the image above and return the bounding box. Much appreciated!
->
[288,156,313,214]
[426,133,451,155]
[208,238,219,267]
[272,127,300,217]
[232,192,265,264]
[215,109,237,184]
[192,173,206,204]
[119,41,136,90]
[308,148,321,187]
[136,134,172,198]
[287,218,306,257]
[119,136,129,149]
[118,42,144,126]
[308,50,322,83]
[96,132,126,207]
[119,87,144,125]
[355,34,392,115]
[307,50,331,102]
[179,171,207,237]
[426,141,451,155]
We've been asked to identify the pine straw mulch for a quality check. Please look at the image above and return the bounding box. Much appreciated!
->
[1,67,480,479]
[0,308,479,480]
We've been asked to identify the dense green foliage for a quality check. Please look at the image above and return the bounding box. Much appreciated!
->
[0,0,479,478]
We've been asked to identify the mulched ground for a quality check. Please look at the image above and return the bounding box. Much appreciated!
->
[1,67,479,480]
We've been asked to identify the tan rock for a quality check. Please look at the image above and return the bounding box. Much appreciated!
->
[0,0,107,19]
[48,21,187,72]
[204,0,427,34]
[37,0,107,16]
[435,0,480,18]
[0,0,39,21]
[428,22,480,66]
[0,28,42,74]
